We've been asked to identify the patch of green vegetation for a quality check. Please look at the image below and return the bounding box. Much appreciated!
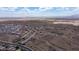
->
[51,31,64,35]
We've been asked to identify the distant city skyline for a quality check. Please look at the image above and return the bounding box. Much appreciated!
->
[0,7,79,17]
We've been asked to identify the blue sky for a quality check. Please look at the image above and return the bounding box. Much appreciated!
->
[0,7,79,17]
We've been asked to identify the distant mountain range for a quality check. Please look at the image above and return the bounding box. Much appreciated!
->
[0,14,79,20]
[49,14,79,20]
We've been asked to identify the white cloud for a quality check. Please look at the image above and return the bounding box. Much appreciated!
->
[38,7,52,12]
[21,7,53,13]
[0,7,18,11]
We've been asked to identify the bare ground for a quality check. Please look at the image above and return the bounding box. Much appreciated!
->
[0,20,79,51]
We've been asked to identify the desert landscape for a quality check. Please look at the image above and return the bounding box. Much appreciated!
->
[0,18,79,51]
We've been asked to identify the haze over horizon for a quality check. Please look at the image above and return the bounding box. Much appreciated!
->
[0,7,79,18]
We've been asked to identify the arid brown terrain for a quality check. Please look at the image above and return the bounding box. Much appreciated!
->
[0,19,79,51]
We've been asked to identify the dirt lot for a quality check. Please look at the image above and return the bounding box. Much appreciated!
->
[0,20,79,51]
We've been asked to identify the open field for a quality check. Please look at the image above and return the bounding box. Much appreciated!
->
[0,18,79,51]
